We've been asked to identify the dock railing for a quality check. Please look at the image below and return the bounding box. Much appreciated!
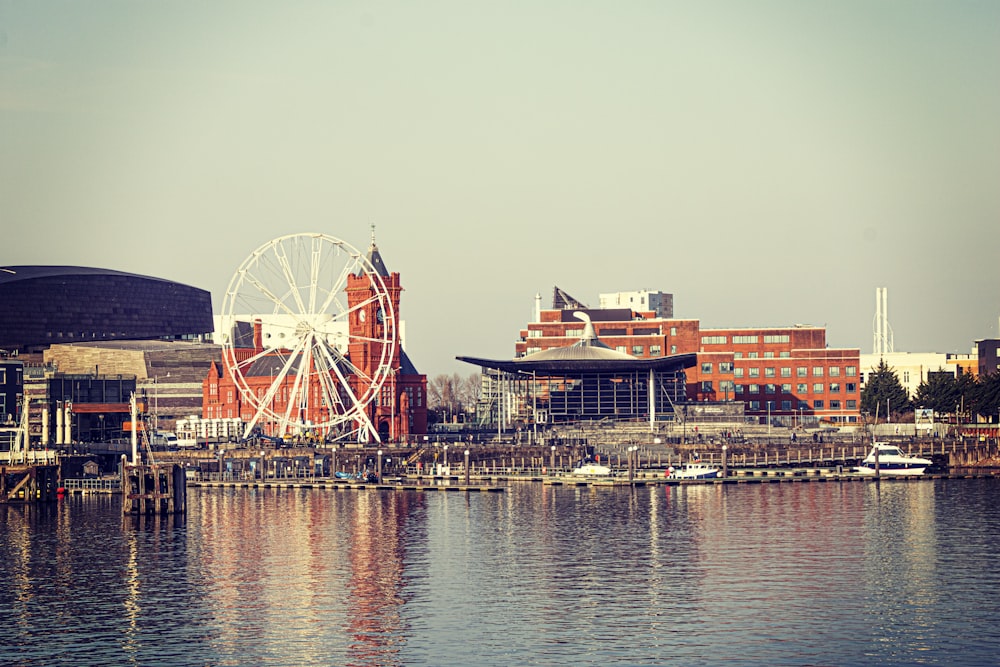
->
[62,477,121,493]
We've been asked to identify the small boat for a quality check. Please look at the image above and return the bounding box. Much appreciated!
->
[571,463,612,477]
[854,443,932,476]
[666,462,720,480]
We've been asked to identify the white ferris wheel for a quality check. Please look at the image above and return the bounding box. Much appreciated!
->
[220,233,396,443]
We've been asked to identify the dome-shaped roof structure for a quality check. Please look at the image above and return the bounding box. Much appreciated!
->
[458,311,697,374]
[0,265,213,353]
[520,311,635,363]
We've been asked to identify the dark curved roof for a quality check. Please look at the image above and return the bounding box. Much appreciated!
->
[458,310,697,374]
[456,352,697,374]
[0,265,186,286]
[0,265,213,353]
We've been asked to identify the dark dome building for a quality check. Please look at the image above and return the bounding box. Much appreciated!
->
[0,266,214,354]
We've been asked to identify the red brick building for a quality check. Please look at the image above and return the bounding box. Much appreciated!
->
[203,240,427,443]
[515,288,861,426]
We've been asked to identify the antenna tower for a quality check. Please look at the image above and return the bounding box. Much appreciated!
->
[873,287,894,354]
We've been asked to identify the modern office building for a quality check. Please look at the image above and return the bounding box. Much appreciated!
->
[460,312,696,427]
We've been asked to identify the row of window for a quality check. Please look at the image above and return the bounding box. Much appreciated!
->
[527,326,684,340]
[703,363,857,377]
[705,381,857,393]
[702,334,792,345]
[746,399,855,411]
[731,382,857,394]
[735,351,789,359]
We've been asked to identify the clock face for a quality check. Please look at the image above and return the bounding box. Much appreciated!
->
[359,310,366,322]
[376,307,384,323]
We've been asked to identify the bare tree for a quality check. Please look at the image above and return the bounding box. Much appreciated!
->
[457,373,480,415]
[428,372,480,423]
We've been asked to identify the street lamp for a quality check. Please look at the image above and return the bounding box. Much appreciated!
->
[722,444,728,478]
[532,370,538,445]
[464,449,470,485]
[377,449,383,482]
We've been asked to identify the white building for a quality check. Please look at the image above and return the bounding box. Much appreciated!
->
[212,314,407,353]
[859,350,977,398]
[598,290,673,318]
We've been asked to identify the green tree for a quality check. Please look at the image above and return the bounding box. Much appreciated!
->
[973,372,1000,422]
[956,370,979,421]
[860,359,910,419]
[913,370,962,416]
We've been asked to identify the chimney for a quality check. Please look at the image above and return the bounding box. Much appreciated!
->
[253,318,263,353]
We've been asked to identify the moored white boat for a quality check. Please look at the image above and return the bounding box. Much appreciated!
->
[854,443,932,475]
[666,462,720,480]
[572,463,612,477]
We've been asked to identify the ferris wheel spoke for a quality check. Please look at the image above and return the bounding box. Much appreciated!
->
[306,236,328,314]
[298,337,317,424]
[349,332,396,346]
[314,341,356,411]
[241,269,301,319]
[317,269,353,318]
[233,346,280,375]
[314,351,349,416]
[279,353,308,431]
[335,355,374,387]
[327,354,376,425]
[259,348,306,414]
[273,245,309,316]
[331,293,383,324]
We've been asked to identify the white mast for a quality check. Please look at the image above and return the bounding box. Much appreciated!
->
[130,393,139,465]
[873,287,894,355]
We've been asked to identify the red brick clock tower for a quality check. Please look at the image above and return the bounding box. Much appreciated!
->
[344,233,426,442]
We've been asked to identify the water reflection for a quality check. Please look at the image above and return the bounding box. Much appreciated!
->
[3,481,1000,666]
[188,488,424,667]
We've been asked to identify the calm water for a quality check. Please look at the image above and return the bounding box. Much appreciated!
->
[2,479,1000,667]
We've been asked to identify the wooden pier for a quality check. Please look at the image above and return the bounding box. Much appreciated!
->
[540,468,998,487]
[1,464,60,503]
[121,459,187,514]
[189,477,504,493]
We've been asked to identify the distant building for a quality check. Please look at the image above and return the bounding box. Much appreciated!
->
[460,312,696,427]
[858,350,977,398]
[512,287,861,426]
[598,290,673,318]
[43,340,222,432]
[0,266,216,445]
[976,339,1000,378]
[0,356,23,425]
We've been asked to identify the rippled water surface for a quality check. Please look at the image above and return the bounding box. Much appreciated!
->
[2,479,1000,666]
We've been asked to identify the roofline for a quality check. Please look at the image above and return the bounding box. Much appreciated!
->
[456,353,698,374]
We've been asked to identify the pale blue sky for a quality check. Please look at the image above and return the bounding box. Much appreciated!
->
[2,1,998,376]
